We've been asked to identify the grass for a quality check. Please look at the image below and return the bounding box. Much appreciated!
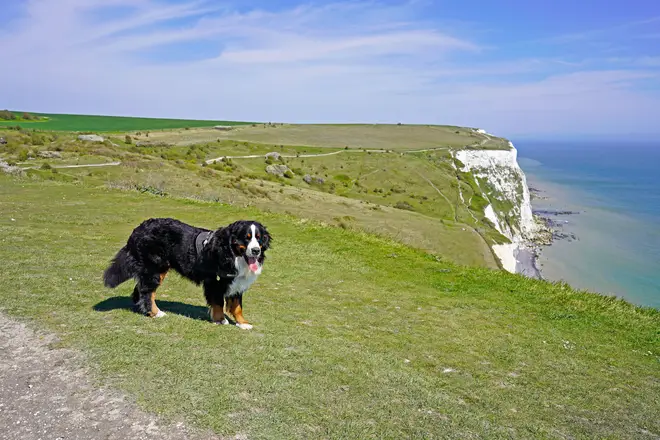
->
[144,123,512,150]
[0,174,658,439]
[0,130,501,268]
[0,112,252,131]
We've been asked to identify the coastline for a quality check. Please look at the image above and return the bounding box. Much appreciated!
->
[516,185,577,281]
[519,170,659,308]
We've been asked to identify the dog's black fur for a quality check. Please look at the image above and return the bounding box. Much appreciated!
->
[103,218,271,323]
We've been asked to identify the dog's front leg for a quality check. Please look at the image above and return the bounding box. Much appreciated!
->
[227,295,252,330]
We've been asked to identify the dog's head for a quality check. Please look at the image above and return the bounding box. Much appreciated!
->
[217,220,271,274]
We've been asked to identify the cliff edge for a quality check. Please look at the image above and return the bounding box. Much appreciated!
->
[454,136,546,275]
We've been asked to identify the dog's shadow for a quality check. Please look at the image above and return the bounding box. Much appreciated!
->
[94,296,213,321]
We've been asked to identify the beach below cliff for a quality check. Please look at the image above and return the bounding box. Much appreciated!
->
[520,162,660,309]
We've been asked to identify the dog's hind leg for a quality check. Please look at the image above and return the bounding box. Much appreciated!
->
[134,272,167,318]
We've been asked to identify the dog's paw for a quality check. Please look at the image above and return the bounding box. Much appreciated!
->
[154,310,167,318]
[236,323,253,330]
[213,318,229,325]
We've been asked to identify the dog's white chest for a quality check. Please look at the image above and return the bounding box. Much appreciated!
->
[226,257,260,297]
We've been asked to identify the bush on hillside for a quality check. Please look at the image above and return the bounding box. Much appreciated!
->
[394,201,415,211]
[0,110,16,120]
[17,149,29,162]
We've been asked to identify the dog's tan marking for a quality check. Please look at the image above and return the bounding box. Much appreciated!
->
[145,271,168,318]
[147,291,161,318]
[210,304,225,323]
[227,297,249,326]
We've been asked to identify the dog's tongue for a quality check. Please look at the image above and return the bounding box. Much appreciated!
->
[248,257,259,272]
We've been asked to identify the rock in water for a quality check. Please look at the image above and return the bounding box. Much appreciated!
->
[78,134,104,142]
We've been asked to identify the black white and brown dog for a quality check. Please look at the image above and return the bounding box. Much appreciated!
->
[102,218,271,330]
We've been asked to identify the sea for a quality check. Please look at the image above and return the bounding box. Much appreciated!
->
[515,140,660,309]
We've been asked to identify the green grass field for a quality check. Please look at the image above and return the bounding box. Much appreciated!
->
[0,112,252,132]
[0,175,658,439]
[144,123,511,150]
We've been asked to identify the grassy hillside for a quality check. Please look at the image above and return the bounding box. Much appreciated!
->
[0,129,503,268]
[0,175,658,439]
[142,123,511,150]
[0,112,252,131]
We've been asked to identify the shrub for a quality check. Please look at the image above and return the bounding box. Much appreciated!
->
[40,162,52,170]
[394,201,414,211]
[30,133,45,146]
[125,135,133,144]
[283,170,294,179]
[17,149,29,162]
[0,110,16,120]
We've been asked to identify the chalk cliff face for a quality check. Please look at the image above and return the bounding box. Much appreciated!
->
[455,142,539,273]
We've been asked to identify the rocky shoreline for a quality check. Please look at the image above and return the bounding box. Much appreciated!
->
[520,187,581,280]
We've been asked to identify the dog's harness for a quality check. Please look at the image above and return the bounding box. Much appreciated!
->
[195,231,237,279]
[195,231,213,255]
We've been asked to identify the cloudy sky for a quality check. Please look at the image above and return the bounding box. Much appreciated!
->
[1,0,659,137]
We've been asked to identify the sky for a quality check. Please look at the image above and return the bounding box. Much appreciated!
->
[1,0,659,137]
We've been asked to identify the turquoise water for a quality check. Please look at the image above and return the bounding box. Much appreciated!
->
[516,141,660,309]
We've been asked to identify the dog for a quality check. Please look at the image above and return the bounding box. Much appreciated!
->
[102,218,271,330]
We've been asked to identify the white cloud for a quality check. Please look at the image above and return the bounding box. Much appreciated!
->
[1,0,659,136]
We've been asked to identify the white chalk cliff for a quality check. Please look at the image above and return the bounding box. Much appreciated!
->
[455,141,539,273]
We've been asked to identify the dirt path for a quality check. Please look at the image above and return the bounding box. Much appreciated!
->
[0,312,228,440]
[415,171,456,221]
[20,161,122,170]
[204,147,447,164]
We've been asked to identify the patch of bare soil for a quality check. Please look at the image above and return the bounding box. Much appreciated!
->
[0,312,233,440]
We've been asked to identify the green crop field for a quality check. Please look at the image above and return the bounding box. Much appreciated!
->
[0,112,253,132]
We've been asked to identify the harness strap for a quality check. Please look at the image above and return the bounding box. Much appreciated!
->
[195,231,213,255]
[195,231,237,279]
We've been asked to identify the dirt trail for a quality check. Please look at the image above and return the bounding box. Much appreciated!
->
[0,312,230,440]
[20,162,122,170]
[204,146,448,164]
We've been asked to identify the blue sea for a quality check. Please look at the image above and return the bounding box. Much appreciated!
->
[515,140,660,309]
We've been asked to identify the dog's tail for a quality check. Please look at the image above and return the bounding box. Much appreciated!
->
[103,246,138,288]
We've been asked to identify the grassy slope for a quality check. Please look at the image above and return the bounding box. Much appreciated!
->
[0,175,658,439]
[0,130,501,268]
[0,112,252,131]
[143,123,511,150]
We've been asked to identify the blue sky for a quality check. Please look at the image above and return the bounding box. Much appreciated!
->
[1,0,659,137]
